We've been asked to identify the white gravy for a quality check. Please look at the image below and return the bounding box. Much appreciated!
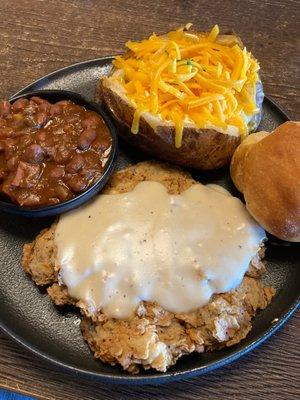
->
[55,181,266,319]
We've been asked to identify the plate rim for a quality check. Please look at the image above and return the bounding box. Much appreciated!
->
[1,292,299,384]
[12,57,115,98]
[1,56,299,384]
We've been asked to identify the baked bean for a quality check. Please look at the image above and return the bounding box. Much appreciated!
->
[47,197,60,205]
[0,127,14,138]
[56,100,71,107]
[63,172,72,181]
[30,96,49,106]
[49,104,61,116]
[53,146,72,163]
[82,115,99,129]
[0,101,11,117]
[36,130,47,143]
[11,98,29,112]
[4,140,17,159]
[24,114,37,128]
[7,156,18,171]
[80,167,96,181]
[43,147,55,159]
[37,102,50,113]
[55,185,70,201]
[78,128,97,150]
[67,176,88,192]
[42,138,56,158]
[65,154,86,173]
[48,166,65,180]
[0,169,7,180]
[35,112,48,128]
[21,194,41,207]
[23,144,45,164]
[0,96,112,207]
[92,138,111,153]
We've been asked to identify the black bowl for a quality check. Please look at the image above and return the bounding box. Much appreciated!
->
[0,90,118,217]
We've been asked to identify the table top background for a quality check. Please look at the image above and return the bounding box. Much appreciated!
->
[0,0,299,399]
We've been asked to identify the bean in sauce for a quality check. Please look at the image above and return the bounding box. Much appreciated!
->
[0,97,112,207]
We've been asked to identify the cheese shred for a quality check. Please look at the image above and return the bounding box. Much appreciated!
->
[113,24,260,147]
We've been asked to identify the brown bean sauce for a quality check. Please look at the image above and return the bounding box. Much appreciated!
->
[0,97,112,207]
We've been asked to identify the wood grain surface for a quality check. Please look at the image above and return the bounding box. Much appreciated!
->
[0,0,299,399]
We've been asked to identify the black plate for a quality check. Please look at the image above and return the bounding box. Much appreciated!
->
[0,57,299,384]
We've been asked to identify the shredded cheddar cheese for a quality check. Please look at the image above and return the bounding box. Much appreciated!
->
[113,24,260,147]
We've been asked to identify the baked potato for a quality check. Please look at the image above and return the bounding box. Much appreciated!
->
[96,25,264,170]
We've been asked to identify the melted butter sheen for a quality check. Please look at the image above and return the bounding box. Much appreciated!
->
[55,182,266,319]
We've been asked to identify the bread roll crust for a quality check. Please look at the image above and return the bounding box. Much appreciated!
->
[230,121,300,242]
[230,131,270,192]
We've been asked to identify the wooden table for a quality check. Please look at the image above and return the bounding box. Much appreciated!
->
[0,1,299,399]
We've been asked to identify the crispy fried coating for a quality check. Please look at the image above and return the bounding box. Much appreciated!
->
[22,161,275,373]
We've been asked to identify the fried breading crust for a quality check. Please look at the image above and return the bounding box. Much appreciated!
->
[22,161,275,373]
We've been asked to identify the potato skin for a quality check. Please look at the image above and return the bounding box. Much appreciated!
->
[97,79,242,169]
[96,44,264,170]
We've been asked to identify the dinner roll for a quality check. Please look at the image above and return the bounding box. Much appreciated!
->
[230,131,270,192]
[230,121,300,242]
